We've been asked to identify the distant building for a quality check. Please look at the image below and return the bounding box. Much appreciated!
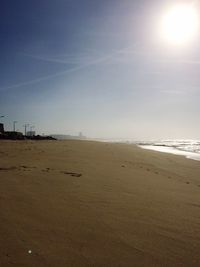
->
[0,123,4,133]
[27,131,36,137]
[78,132,86,139]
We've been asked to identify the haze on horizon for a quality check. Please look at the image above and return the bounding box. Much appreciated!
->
[1,0,200,140]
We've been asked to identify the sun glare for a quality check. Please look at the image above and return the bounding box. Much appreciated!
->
[161,4,199,45]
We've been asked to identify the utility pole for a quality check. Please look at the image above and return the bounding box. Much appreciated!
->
[23,124,29,136]
[13,121,17,132]
[30,126,35,136]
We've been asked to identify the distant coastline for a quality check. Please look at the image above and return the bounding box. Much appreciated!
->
[50,134,86,140]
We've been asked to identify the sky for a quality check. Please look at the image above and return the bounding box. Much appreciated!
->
[1,0,200,140]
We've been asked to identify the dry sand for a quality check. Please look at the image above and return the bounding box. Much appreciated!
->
[0,140,200,267]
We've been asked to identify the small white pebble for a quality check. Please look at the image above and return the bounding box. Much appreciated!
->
[28,250,32,254]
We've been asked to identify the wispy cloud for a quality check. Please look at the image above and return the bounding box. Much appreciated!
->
[160,85,200,95]
[0,58,106,91]
[21,52,106,65]
[161,90,187,95]
[3,43,200,92]
[0,45,137,92]
[21,53,76,64]
[157,59,200,65]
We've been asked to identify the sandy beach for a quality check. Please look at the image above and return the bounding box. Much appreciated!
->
[0,140,200,267]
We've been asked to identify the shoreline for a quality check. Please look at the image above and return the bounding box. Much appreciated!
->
[139,144,200,161]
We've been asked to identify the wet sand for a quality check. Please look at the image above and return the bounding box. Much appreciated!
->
[0,140,200,266]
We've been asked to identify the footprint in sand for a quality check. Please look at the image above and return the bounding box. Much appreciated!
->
[20,165,36,171]
[62,171,82,177]
[0,166,17,171]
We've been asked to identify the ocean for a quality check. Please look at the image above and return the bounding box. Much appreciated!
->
[97,139,200,161]
[137,140,200,161]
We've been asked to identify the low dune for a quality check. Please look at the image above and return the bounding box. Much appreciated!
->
[0,140,200,266]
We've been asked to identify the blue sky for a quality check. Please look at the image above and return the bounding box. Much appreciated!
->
[1,0,200,139]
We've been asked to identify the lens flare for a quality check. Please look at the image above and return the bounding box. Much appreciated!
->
[161,4,199,45]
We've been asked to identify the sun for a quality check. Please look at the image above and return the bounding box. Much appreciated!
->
[161,4,199,45]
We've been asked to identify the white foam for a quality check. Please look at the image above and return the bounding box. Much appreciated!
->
[139,145,200,161]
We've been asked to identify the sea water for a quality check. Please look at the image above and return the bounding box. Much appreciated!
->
[95,138,200,161]
[138,140,200,161]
